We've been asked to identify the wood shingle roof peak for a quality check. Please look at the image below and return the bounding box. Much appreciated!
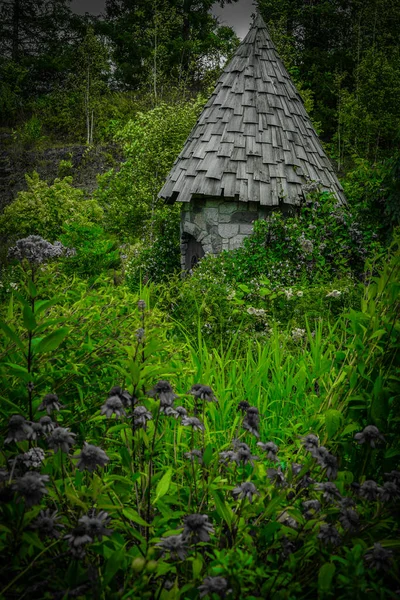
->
[158,11,346,207]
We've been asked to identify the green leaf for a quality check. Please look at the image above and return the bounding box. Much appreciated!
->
[202,444,213,467]
[23,305,37,332]
[103,547,126,586]
[325,409,343,438]
[318,562,336,593]
[153,467,172,504]
[341,422,359,436]
[122,507,149,527]
[211,489,233,526]
[259,288,271,296]
[28,280,37,298]
[36,327,69,353]
[192,555,203,579]
[0,320,26,352]
[35,298,59,315]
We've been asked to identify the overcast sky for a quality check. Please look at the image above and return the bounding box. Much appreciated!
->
[70,0,256,39]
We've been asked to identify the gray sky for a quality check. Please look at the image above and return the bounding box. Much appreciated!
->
[70,0,256,39]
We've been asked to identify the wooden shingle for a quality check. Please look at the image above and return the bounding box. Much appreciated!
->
[158,11,346,207]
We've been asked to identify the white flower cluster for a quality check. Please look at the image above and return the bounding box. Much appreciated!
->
[326,290,341,298]
[284,288,293,299]
[299,235,314,254]
[292,328,306,342]
[247,307,266,317]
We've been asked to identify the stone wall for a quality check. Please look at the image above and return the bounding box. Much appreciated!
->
[180,197,272,269]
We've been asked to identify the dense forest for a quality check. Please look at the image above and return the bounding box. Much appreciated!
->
[0,0,399,598]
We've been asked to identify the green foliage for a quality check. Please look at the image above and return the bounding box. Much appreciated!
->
[125,206,181,287]
[0,172,104,242]
[343,154,400,241]
[12,116,46,147]
[60,223,121,278]
[0,238,399,598]
[96,96,206,240]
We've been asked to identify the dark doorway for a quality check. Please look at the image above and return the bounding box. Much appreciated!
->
[184,234,205,271]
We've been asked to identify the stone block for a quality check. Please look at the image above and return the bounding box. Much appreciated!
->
[219,202,239,215]
[218,213,232,223]
[239,224,254,235]
[204,208,219,224]
[229,235,246,250]
[183,221,197,236]
[218,223,239,239]
[231,211,255,224]
[205,199,221,208]
[194,212,206,229]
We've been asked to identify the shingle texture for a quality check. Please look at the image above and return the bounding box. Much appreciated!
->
[159,12,346,207]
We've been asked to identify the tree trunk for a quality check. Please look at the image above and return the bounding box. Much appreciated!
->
[12,0,20,61]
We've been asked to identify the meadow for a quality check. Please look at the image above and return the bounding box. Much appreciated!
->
[0,225,399,599]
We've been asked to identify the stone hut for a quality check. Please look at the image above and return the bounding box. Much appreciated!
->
[158,11,346,271]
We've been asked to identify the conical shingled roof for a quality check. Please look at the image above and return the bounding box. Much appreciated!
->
[159,11,346,207]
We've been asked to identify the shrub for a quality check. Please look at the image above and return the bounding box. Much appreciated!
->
[60,223,121,278]
[0,172,104,242]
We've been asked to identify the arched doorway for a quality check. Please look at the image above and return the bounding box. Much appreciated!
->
[183,233,205,271]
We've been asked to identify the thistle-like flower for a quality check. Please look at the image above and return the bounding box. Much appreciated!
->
[354,425,385,448]
[384,470,400,486]
[182,514,214,543]
[31,509,64,539]
[47,427,76,453]
[243,406,260,438]
[78,510,113,541]
[198,576,230,598]
[108,386,133,408]
[314,482,341,503]
[5,415,33,444]
[37,393,62,415]
[27,421,44,441]
[64,524,93,558]
[39,415,57,434]
[301,434,319,452]
[137,299,146,311]
[175,406,188,418]
[237,400,250,413]
[74,443,109,472]
[184,449,203,464]
[364,543,393,572]
[133,405,153,430]
[378,481,399,503]
[101,395,126,419]
[359,480,379,501]
[339,508,360,532]
[156,534,187,561]
[135,327,145,342]
[302,499,321,520]
[148,380,177,411]
[235,442,259,466]
[181,416,205,431]
[312,446,338,480]
[291,463,303,476]
[219,450,239,465]
[317,523,340,546]
[232,481,259,503]
[267,466,287,488]
[13,472,49,507]
[257,441,279,461]
[189,384,217,403]
[8,236,67,265]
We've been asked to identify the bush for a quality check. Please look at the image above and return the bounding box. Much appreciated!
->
[60,223,121,278]
[0,172,104,243]
[125,206,181,288]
